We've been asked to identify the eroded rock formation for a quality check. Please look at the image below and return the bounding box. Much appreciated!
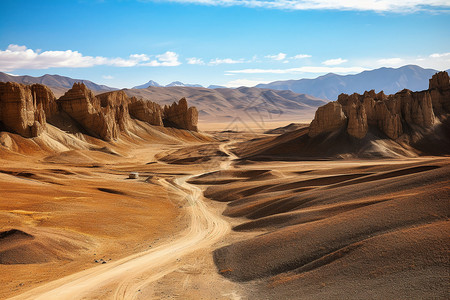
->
[308,102,347,137]
[59,83,118,141]
[96,90,132,134]
[0,82,49,137]
[163,98,198,132]
[129,97,163,126]
[309,72,449,140]
[0,81,199,140]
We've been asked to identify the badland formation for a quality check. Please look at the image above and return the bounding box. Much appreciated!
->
[0,72,448,300]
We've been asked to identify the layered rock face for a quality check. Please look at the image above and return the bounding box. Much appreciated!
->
[96,90,132,134]
[429,71,450,115]
[309,72,449,139]
[0,82,50,137]
[129,97,163,126]
[30,84,58,118]
[59,83,119,141]
[163,98,198,132]
[0,81,199,140]
[309,102,347,137]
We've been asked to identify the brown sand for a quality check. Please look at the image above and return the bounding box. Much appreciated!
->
[0,125,448,299]
[204,156,449,299]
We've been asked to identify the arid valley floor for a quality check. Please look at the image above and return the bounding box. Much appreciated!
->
[0,125,448,299]
[1,71,450,299]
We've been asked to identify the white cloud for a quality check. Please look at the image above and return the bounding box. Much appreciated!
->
[187,57,205,65]
[265,52,287,61]
[430,52,450,58]
[129,54,150,62]
[376,57,404,66]
[224,78,271,88]
[209,58,245,65]
[368,53,450,70]
[292,54,312,59]
[227,66,367,75]
[7,44,27,52]
[149,0,450,12]
[322,58,348,66]
[142,51,181,67]
[102,75,114,79]
[0,44,181,71]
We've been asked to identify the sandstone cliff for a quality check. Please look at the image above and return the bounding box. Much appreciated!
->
[0,82,50,137]
[163,98,198,132]
[309,71,449,140]
[0,82,199,140]
[59,83,118,141]
[128,97,163,126]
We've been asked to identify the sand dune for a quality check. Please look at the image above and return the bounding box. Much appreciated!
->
[200,156,449,299]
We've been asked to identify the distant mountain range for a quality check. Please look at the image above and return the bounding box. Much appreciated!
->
[0,72,117,97]
[124,86,327,123]
[132,80,203,89]
[256,65,449,100]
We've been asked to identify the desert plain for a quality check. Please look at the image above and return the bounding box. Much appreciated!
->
[0,124,448,299]
[0,70,449,300]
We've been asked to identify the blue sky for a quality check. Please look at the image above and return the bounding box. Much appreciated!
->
[1,0,449,88]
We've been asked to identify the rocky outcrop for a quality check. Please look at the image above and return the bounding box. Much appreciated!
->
[428,71,450,115]
[59,85,199,139]
[96,90,131,134]
[308,102,347,137]
[0,81,201,140]
[0,82,50,137]
[30,84,58,118]
[309,72,449,140]
[58,83,118,141]
[128,97,163,126]
[346,102,368,139]
[163,98,198,132]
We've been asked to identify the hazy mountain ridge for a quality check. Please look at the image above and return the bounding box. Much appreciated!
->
[133,80,204,89]
[124,86,327,123]
[0,72,117,97]
[256,65,450,101]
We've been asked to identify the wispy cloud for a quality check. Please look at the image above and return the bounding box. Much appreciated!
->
[186,57,205,65]
[370,53,450,70]
[0,44,181,71]
[292,54,312,59]
[224,78,271,88]
[226,66,367,75]
[376,57,404,66]
[209,58,246,65]
[102,75,114,79]
[430,52,450,58]
[146,0,450,12]
[141,51,181,66]
[266,52,287,61]
[322,58,347,65]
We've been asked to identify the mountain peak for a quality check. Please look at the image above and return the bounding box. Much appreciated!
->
[166,81,203,88]
[132,80,162,89]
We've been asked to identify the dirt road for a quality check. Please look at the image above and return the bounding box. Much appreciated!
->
[10,144,235,300]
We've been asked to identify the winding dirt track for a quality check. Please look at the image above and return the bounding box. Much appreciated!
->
[10,143,234,300]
